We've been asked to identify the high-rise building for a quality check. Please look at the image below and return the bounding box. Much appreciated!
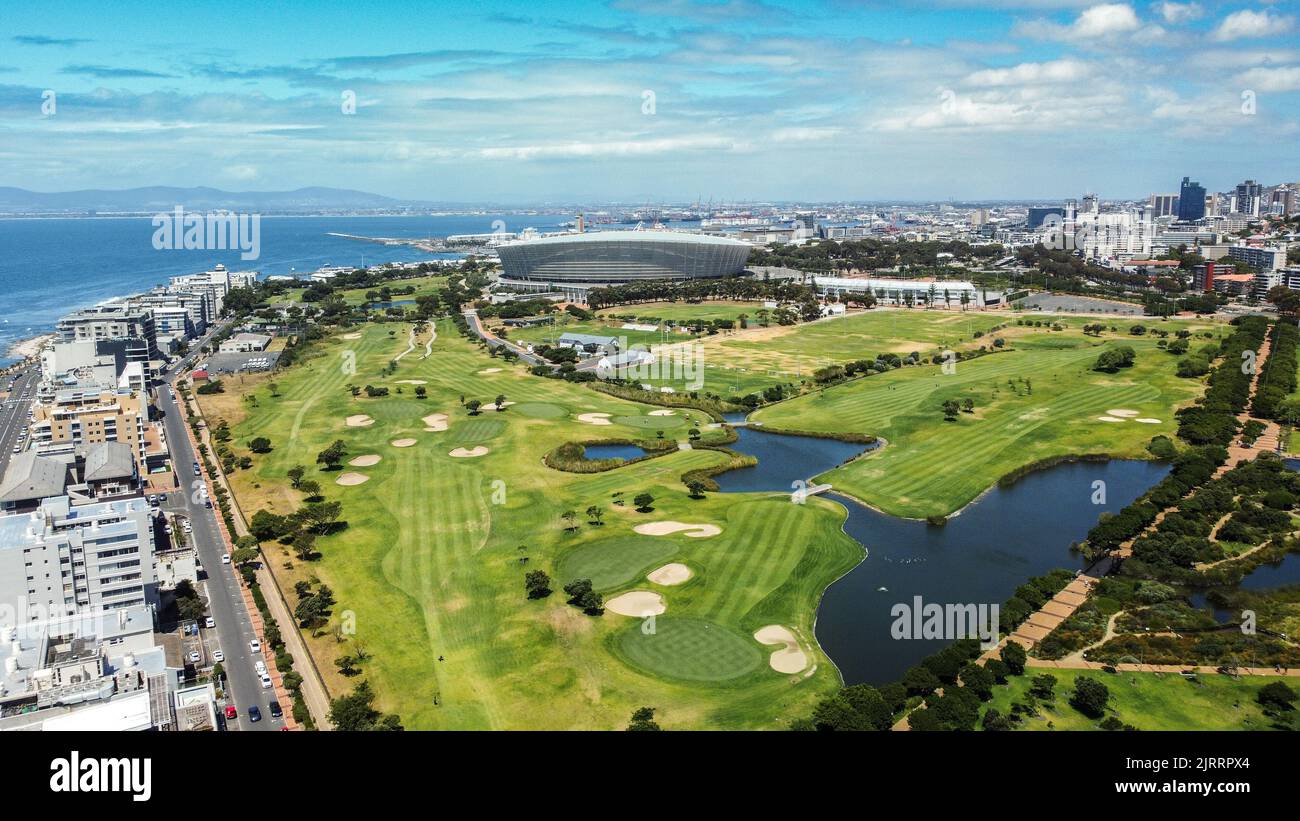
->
[1148,193,1179,218]
[1178,177,1206,222]
[1234,180,1262,216]
[1028,207,1065,229]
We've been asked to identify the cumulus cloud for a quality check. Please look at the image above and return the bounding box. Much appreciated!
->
[965,58,1094,86]
[1211,9,1295,42]
[1236,66,1300,93]
[1152,2,1202,25]
[1015,3,1154,42]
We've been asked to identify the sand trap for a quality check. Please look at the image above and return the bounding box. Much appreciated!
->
[341,332,363,340]
[480,400,516,411]
[395,379,427,385]
[577,412,613,426]
[1096,416,1126,422]
[449,446,489,458]
[349,454,382,467]
[478,367,503,374]
[345,414,375,427]
[335,472,370,486]
[648,409,677,416]
[605,591,666,617]
[391,438,418,448]
[754,625,809,674]
[647,563,692,586]
[1106,409,1139,417]
[1135,418,1163,424]
[422,413,448,431]
[634,521,722,538]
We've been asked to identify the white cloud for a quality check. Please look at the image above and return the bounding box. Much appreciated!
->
[1152,2,1202,25]
[1015,3,1148,42]
[1236,66,1300,93]
[1211,9,1295,42]
[965,58,1094,86]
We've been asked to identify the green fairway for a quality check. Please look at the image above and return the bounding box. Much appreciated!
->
[984,668,1295,731]
[614,414,686,431]
[752,317,1218,518]
[199,319,863,729]
[599,300,769,324]
[555,535,680,591]
[614,617,764,682]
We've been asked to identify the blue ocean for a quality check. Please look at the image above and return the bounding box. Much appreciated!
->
[0,214,569,366]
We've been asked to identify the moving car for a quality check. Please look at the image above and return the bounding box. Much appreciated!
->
[221,553,230,564]
[248,706,262,722]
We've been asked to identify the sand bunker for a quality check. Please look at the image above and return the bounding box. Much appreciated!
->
[754,625,809,674]
[1106,409,1139,417]
[480,400,516,411]
[634,521,722,538]
[395,379,427,385]
[349,454,382,467]
[478,367,503,374]
[647,563,692,586]
[648,409,677,417]
[605,591,666,617]
[577,413,613,426]
[335,472,370,486]
[341,332,363,340]
[422,413,449,431]
[1135,418,1163,424]
[390,438,418,448]
[1096,416,1125,422]
[449,446,489,458]
[345,414,375,427]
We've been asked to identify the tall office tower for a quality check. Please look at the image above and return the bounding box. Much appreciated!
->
[1148,193,1179,218]
[1178,177,1206,222]
[1235,180,1262,216]
[1081,193,1099,214]
[1064,199,1078,221]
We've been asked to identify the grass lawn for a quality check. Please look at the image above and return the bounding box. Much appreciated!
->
[752,316,1220,518]
[276,273,448,305]
[198,319,862,729]
[984,667,1295,730]
[501,315,692,350]
[598,300,771,324]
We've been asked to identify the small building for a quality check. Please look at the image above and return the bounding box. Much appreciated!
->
[502,316,556,328]
[218,332,272,354]
[557,333,620,354]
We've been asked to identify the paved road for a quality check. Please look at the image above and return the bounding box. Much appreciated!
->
[157,330,282,732]
[0,366,39,476]
[462,309,550,368]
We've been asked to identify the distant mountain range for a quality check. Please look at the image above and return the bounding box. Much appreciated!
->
[0,186,435,214]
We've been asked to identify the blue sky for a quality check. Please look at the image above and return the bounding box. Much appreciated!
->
[1,0,1297,201]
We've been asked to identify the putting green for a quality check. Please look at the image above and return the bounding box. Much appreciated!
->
[366,398,430,422]
[512,401,568,420]
[616,617,763,682]
[450,417,506,444]
[614,415,686,431]
[555,536,679,591]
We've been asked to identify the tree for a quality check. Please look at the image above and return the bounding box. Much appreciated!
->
[248,436,272,453]
[959,662,995,701]
[1257,681,1297,714]
[1069,676,1110,718]
[316,439,348,471]
[902,665,941,696]
[295,595,327,627]
[1001,640,1027,676]
[299,500,343,535]
[563,578,604,615]
[524,570,552,599]
[1094,346,1136,373]
[586,505,604,525]
[298,479,322,500]
[414,386,427,399]
[268,381,280,397]
[942,399,961,421]
[335,655,361,676]
[292,532,318,561]
[465,399,482,415]
[561,510,577,531]
[961,398,974,414]
[328,681,404,731]
[687,480,706,499]
[494,394,507,410]
[287,465,306,488]
[633,492,655,512]
[627,706,661,731]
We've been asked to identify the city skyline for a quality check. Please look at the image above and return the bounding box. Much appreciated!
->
[1,0,1298,201]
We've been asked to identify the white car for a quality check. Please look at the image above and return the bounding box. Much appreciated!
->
[205,617,215,628]
[249,639,261,653]
[221,554,231,564]
[188,651,201,664]
[212,650,225,663]
[255,660,266,675]
[260,673,273,689]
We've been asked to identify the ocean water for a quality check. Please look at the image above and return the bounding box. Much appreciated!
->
[0,213,569,366]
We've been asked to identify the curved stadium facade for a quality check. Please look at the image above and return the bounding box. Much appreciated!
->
[496,230,751,297]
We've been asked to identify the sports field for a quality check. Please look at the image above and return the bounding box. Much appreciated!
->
[199,319,861,729]
[752,315,1221,518]
[982,668,1295,731]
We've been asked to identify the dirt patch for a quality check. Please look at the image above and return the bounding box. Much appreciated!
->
[395,379,427,385]
[348,454,382,467]
[449,446,489,458]
[345,414,375,427]
[341,332,363,340]
[477,367,503,374]
[606,591,666,617]
[647,563,692,586]
[754,624,809,674]
[1105,409,1139,417]
[335,472,370,486]
[422,413,449,431]
[634,521,722,538]
[577,412,613,426]
[648,409,677,416]
[390,438,418,448]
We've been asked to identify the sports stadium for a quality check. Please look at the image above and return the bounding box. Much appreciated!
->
[496,230,751,299]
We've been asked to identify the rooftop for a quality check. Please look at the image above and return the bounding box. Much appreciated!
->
[500,230,750,248]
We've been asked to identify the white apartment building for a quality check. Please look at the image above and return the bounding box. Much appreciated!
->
[167,263,257,322]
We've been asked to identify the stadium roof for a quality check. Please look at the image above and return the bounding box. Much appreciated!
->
[500,230,749,248]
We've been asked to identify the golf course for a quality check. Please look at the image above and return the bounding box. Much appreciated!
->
[198,319,862,729]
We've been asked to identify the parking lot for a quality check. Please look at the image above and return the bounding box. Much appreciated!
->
[203,350,281,375]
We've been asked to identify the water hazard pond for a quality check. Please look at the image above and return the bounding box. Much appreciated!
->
[714,420,1171,685]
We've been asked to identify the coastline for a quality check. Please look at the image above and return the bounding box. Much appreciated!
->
[4,332,54,363]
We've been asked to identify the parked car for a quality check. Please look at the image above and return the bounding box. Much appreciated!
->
[188,651,201,664]
[254,659,266,675]
[267,700,282,719]
[248,706,262,722]
[205,616,215,628]
[224,705,238,720]
[249,639,261,653]
[221,553,230,564]
[212,649,225,663]
[260,673,273,689]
